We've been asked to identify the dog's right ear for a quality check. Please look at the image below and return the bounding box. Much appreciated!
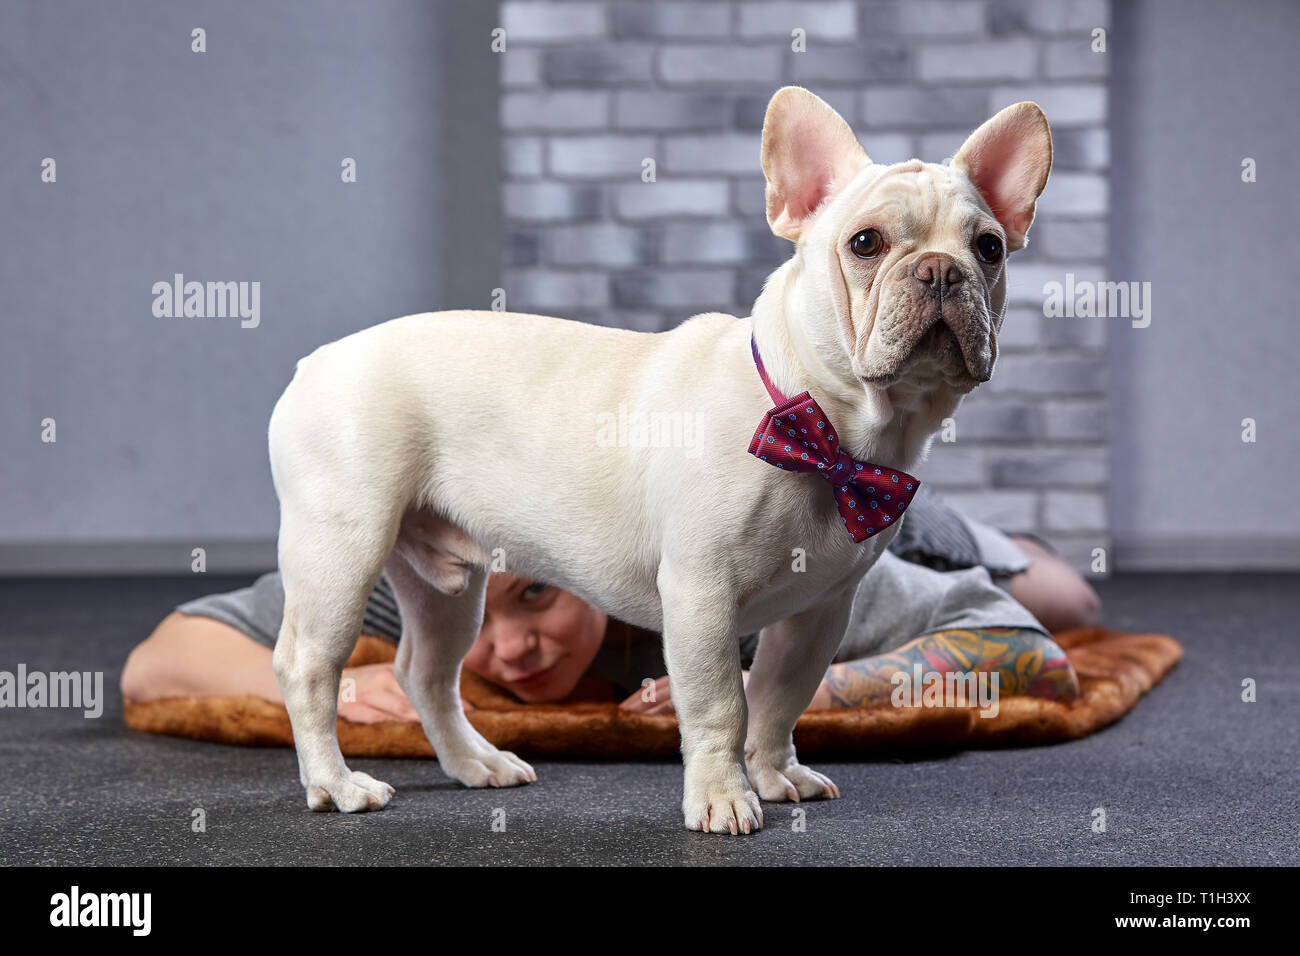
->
[761,86,870,242]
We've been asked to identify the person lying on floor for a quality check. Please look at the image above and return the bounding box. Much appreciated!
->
[122,488,1099,719]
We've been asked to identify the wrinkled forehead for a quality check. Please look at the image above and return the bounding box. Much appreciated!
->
[826,159,997,240]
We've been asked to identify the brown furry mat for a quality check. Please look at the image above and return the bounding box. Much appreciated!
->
[122,627,1181,758]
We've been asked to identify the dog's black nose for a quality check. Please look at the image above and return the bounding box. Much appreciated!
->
[913,255,963,296]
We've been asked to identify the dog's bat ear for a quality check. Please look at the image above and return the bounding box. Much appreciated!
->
[952,101,1053,253]
[761,86,870,242]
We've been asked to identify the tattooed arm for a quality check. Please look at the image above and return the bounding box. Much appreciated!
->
[811,626,1080,710]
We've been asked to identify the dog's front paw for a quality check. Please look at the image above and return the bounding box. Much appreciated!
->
[305,770,395,813]
[746,751,840,803]
[683,789,763,835]
[440,746,537,789]
[682,764,763,835]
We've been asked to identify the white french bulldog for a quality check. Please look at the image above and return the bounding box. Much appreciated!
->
[267,87,1052,834]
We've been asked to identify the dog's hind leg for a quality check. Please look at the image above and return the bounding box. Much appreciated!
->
[384,547,536,789]
[273,506,399,813]
[743,586,855,803]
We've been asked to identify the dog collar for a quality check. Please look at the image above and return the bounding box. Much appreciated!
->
[747,334,920,543]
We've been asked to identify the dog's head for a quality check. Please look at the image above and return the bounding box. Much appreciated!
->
[760,87,1052,393]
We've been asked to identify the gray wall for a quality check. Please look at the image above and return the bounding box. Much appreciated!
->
[499,0,1114,571]
[0,0,501,572]
[6,0,1297,574]
[1109,0,1300,568]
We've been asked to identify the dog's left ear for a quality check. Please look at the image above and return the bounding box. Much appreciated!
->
[952,102,1053,252]
[761,86,870,242]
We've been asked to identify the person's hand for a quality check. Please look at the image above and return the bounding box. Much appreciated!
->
[338,662,474,724]
[618,671,749,716]
[618,675,674,715]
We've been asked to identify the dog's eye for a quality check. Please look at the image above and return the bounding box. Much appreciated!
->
[850,229,886,259]
[975,233,1003,263]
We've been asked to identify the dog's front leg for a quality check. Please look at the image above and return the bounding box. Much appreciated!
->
[743,586,856,802]
[658,560,762,835]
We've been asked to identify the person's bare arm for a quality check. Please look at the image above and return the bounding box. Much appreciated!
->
[122,612,285,702]
[121,611,426,723]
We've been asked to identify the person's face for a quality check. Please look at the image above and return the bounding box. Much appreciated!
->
[461,574,608,703]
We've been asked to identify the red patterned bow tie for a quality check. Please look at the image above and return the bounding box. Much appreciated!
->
[747,336,920,543]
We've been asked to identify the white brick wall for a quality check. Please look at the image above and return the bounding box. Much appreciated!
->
[497,0,1113,567]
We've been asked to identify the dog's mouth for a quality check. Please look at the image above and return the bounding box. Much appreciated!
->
[861,313,992,391]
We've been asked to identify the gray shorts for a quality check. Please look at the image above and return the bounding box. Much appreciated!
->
[885,484,1032,579]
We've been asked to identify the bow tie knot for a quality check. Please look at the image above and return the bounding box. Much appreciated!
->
[825,450,859,482]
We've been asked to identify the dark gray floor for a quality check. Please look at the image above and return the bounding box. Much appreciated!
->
[0,573,1296,866]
